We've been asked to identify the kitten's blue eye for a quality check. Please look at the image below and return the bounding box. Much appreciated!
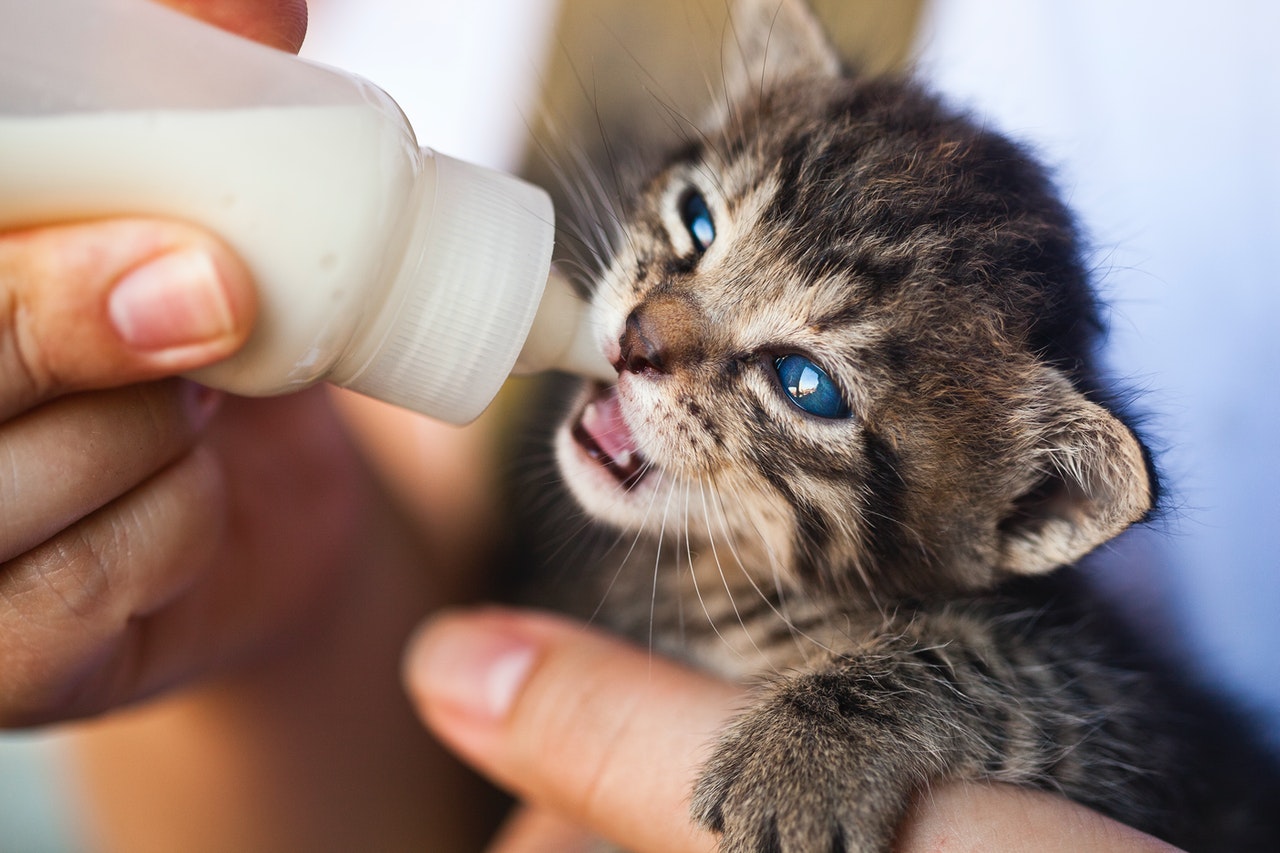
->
[679,189,715,253]
[773,354,852,419]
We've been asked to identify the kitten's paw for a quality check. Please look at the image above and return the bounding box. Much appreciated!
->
[690,678,914,853]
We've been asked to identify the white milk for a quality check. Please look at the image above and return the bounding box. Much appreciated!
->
[0,105,419,393]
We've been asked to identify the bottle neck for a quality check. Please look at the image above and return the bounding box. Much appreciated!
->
[513,268,615,381]
[334,150,556,424]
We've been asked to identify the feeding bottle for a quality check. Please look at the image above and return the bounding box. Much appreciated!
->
[0,0,612,423]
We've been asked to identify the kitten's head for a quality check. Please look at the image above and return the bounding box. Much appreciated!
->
[555,0,1154,599]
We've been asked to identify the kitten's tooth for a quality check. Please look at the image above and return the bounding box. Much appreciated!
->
[582,402,599,430]
[615,449,632,468]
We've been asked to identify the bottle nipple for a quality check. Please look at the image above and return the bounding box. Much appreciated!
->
[514,268,615,381]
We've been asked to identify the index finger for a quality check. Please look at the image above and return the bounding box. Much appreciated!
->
[0,219,255,418]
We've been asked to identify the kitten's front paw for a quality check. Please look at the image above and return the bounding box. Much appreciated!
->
[691,678,915,853]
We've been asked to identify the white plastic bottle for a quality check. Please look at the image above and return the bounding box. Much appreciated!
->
[0,0,611,423]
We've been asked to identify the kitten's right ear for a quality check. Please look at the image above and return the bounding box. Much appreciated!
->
[722,0,843,104]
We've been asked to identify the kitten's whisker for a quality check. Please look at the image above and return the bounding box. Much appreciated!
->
[695,473,773,672]
[501,440,611,578]
[588,468,668,628]
[705,476,837,662]
[623,457,661,494]
[715,490,813,663]
[676,478,696,646]
[647,471,682,665]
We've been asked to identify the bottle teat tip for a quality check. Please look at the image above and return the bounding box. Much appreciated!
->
[515,268,615,381]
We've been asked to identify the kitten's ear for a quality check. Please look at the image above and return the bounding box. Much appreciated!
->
[722,0,843,102]
[997,375,1155,575]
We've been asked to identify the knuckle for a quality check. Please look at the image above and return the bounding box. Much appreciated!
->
[0,524,121,724]
[0,230,81,411]
[0,280,52,413]
[24,521,122,629]
[0,444,226,724]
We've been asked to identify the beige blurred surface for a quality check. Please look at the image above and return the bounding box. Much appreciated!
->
[522,0,922,207]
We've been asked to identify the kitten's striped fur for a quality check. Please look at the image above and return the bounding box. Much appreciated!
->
[524,2,1280,850]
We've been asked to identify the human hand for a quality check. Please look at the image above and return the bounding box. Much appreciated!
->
[0,217,385,725]
[0,0,395,727]
[403,608,1184,853]
[1,3,508,848]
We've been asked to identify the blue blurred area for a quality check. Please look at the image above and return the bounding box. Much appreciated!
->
[0,733,82,852]
[915,0,1280,738]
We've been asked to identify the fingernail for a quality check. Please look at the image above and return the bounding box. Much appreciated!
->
[109,249,235,351]
[405,615,537,722]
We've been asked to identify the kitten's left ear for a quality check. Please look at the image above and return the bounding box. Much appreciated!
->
[722,0,843,102]
[997,375,1155,575]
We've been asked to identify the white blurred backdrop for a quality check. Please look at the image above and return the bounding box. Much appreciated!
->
[914,0,1280,738]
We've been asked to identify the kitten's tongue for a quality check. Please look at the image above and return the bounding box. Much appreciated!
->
[574,385,647,484]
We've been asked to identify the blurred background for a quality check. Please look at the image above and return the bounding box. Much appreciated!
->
[2,1,1276,848]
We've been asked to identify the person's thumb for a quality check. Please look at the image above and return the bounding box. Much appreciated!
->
[402,608,737,853]
[0,218,255,417]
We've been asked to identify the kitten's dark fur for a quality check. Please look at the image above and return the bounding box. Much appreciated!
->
[514,2,1280,850]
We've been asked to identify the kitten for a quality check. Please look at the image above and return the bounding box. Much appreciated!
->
[518,1,1280,850]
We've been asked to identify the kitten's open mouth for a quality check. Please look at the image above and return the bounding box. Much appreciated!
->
[571,384,650,488]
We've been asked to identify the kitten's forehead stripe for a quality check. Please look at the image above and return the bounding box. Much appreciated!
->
[663,139,706,172]
[806,249,915,300]
[761,130,819,230]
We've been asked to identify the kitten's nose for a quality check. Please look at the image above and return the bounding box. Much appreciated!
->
[616,294,704,375]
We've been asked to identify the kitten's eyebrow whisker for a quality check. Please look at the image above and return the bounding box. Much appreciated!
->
[560,138,626,260]
[529,115,620,267]
[554,49,642,275]
[590,110,646,276]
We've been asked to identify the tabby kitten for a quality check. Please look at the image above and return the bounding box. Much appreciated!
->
[528,1,1280,851]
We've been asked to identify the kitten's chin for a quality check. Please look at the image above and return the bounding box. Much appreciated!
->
[557,383,658,523]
